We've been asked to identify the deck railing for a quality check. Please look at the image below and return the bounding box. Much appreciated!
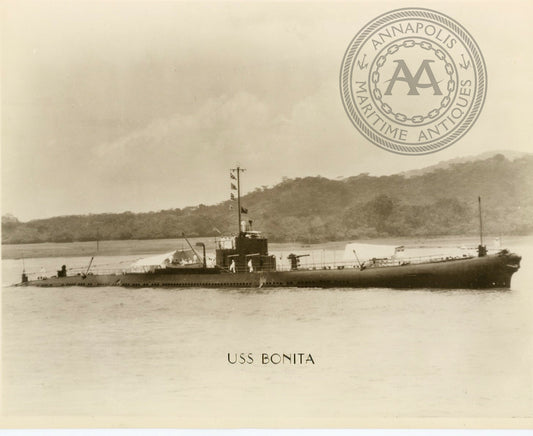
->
[24,249,493,281]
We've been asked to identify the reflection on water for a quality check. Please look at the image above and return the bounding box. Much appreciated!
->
[2,237,532,423]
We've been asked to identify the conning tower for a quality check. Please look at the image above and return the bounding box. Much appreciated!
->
[215,166,276,273]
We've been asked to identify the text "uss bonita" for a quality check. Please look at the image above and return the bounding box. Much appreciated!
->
[227,352,316,365]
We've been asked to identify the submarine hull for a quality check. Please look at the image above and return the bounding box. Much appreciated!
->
[19,251,521,289]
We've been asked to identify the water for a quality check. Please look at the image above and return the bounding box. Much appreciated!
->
[2,237,532,424]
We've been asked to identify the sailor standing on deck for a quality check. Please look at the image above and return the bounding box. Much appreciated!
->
[229,259,236,273]
[247,259,254,273]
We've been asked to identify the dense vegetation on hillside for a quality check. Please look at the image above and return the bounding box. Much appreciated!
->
[3,154,533,244]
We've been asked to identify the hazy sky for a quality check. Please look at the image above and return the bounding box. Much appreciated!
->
[2,0,532,221]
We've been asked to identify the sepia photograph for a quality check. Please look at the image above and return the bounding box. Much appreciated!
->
[1,0,532,429]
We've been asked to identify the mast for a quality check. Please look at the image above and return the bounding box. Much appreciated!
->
[237,167,242,234]
[231,166,245,234]
[21,251,28,283]
[478,196,483,247]
[477,196,487,257]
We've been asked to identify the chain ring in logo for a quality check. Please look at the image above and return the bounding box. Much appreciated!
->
[340,8,487,155]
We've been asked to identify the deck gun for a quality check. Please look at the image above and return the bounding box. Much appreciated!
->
[287,253,310,270]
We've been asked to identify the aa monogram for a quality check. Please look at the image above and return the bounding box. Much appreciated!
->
[340,8,487,155]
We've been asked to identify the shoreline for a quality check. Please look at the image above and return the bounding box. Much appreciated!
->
[2,234,529,260]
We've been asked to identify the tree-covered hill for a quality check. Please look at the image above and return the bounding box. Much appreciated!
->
[3,154,532,244]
